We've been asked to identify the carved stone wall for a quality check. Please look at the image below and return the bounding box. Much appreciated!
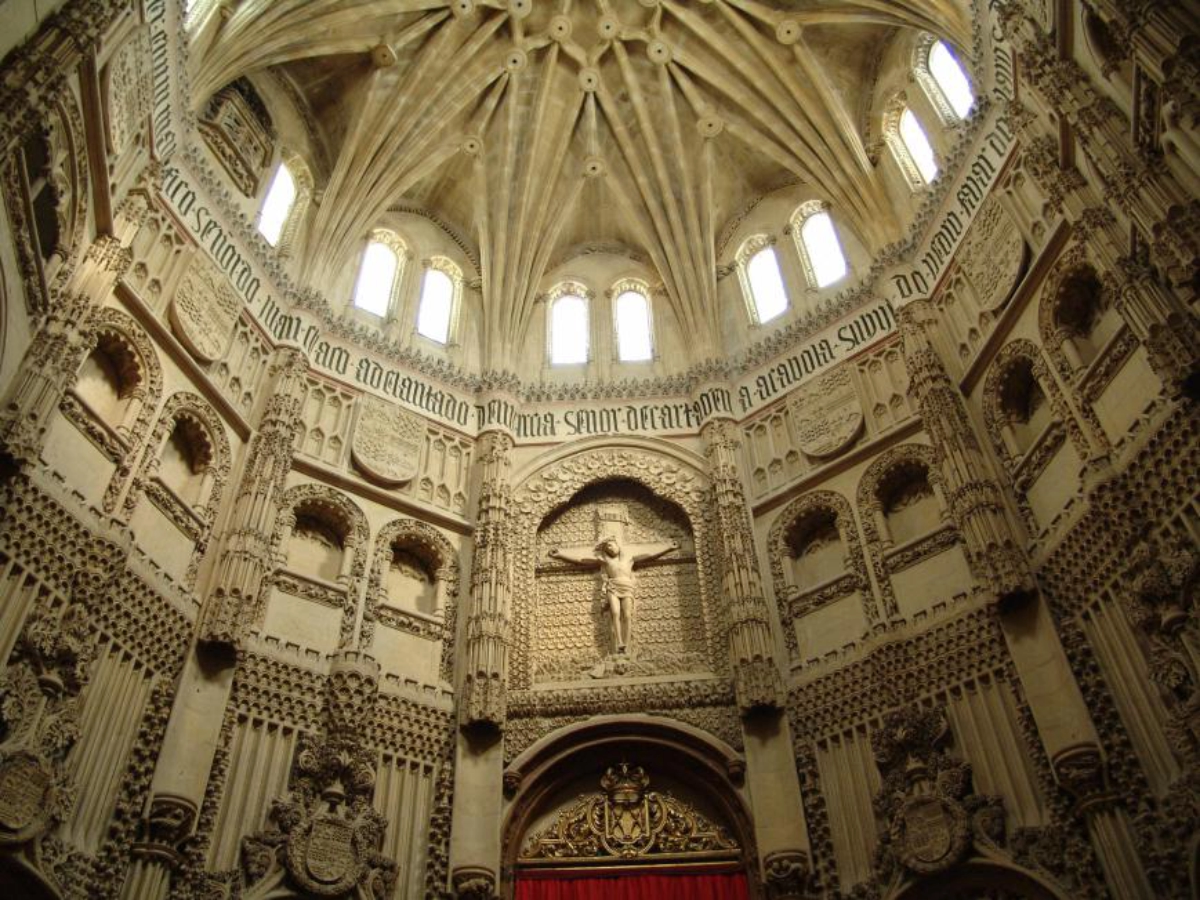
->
[0,2,1194,899]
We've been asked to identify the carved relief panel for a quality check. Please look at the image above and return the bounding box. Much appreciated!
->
[532,480,709,682]
[509,450,723,693]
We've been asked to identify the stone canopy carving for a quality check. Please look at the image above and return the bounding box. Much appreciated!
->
[519,763,738,863]
[352,395,423,486]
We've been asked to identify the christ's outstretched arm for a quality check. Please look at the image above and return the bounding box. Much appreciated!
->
[548,546,602,567]
[632,540,679,565]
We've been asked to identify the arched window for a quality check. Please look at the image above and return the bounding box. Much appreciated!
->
[352,235,402,317]
[417,257,462,344]
[915,35,975,123]
[928,41,974,119]
[613,282,653,362]
[899,108,938,183]
[257,161,297,246]
[792,203,848,288]
[736,238,789,324]
[548,287,589,364]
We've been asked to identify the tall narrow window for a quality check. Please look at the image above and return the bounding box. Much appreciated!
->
[796,208,848,288]
[744,245,789,323]
[417,267,455,344]
[929,41,974,119]
[352,240,399,316]
[549,292,589,364]
[899,108,938,183]
[257,162,296,246]
[614,287,653,362]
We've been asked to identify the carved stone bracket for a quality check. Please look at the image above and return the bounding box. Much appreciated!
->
[452,865,497,900]
[763,848,818,899]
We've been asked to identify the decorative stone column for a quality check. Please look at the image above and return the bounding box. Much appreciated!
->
[897,301,1034,606]
[122,795,197,900]
[451,426,513,900]
[700,416,816,890]
[1000,6,1198,293]
[0,538,122,896]
[700,417,783,713]
[196,345,309,648]
[145,346,309,897]
[459,429,514,730]
[1051,743,1154,899]
[0,237,132,465]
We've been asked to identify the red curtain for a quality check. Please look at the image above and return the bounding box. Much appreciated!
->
[515,871,750,900]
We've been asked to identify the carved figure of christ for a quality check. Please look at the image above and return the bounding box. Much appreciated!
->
[549,534,678,655]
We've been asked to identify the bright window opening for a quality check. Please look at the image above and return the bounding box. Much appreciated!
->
[550,294,589,364]
[747,247,789,323]
[615,290,653,361]
[352,241,399,316]
[929,41,974,119]
[417,268,454,344]
[900,109,939,184]
[258,163,297,246]
[800,211,848,288]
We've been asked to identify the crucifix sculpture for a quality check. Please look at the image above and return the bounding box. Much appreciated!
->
[547,504,678,655]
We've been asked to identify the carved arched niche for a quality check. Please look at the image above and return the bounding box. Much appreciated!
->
[767,490,874,663]
[502,716,757,897]
[981,340,1094,499]
[510,448,722,689]
[267,484,369,648]
[1039,251,1125,387]
[857,445,965,621]
[121,391,231,587]
[60,308,164,514]
[3,87,89,317]
[365,517,460,684]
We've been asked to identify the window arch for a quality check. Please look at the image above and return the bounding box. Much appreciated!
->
[256,150,312,251]
[352,230,406,317]
[547,283,590,365]
[791,202,849,289]
[736,237,789,324]
[884,99,939,187]
[915,35,975,123]
[416,256,462,344]
[612,279,654,362]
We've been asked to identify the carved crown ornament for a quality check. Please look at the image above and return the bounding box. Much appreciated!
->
[518,763,739,866]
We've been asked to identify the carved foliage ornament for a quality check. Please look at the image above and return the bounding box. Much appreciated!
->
[520,763,738,863]
[871,708,1005,880]
[351,394,424,486]
[240,736,396,899]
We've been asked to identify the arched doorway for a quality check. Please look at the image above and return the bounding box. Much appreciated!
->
[503,716,757,900]
[891,858,1072,900]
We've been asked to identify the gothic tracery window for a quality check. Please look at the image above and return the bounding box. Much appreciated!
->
[792,203,848,289]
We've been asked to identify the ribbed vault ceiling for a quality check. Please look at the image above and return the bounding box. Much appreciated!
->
[190,0,971,367]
